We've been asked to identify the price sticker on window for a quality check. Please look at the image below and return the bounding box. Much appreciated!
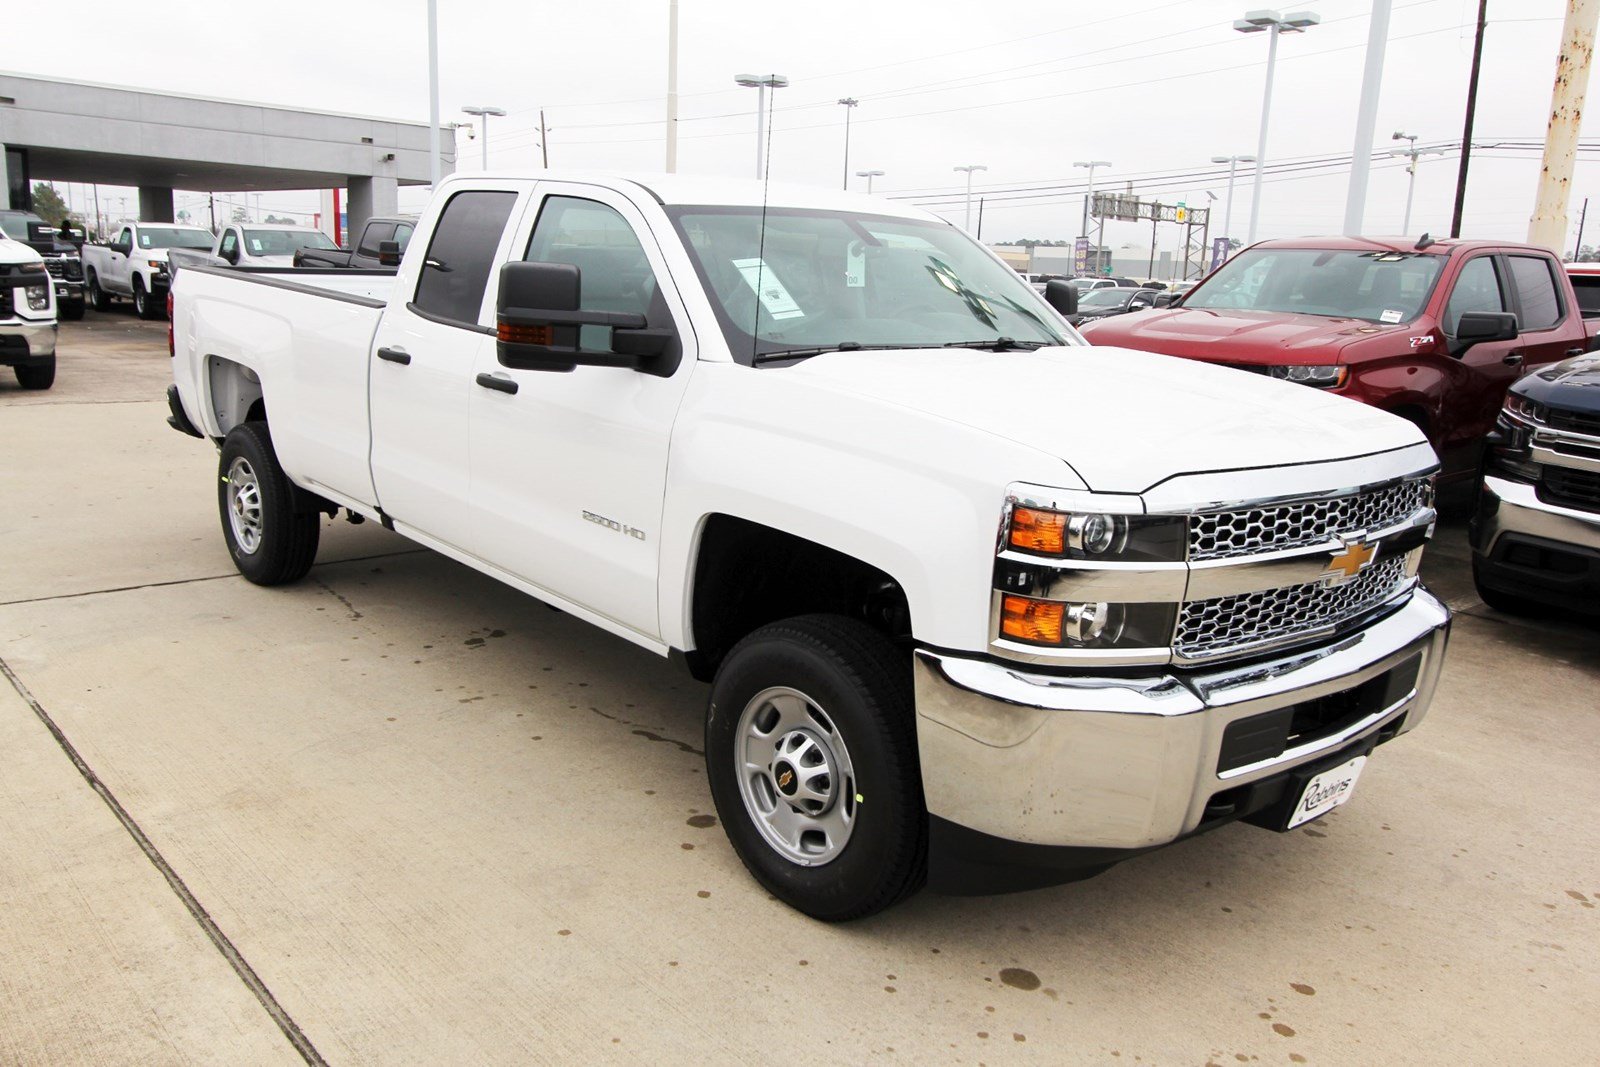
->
[734,258,805,320]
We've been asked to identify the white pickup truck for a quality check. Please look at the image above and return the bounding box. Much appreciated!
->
[83,221,214,318]
[1,230,57,389]
[170,172,1451,919]
[169,222,341,273]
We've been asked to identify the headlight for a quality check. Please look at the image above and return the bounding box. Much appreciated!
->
[1268,364,1347,388]
[1502,392,1546,424]
[147,259,166,270]
[25,285,49,311]
[1007,505,1187,563]
[1000,595,1177,650]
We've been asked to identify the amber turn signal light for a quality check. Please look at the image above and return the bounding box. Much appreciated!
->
[1008,506,1067,555]
[497,320,554,345]
[1000,594,1065,645]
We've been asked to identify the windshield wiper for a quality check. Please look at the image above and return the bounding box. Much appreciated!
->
[941,337,1047,352]
[752,342,918,365]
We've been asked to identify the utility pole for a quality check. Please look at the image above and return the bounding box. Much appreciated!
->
[208,192,216,232]
[1575,196,1590,259]
[427,0,440,187]
[665,0,679,172]
[1528,0,1599,254]
[977,197,985,241]
[1391,132,1444,233]
[1343,0,1394,235]
[539,110,550,168]
[1451,0,1489,237]
[838,98,859,190]
[954,164,987,230]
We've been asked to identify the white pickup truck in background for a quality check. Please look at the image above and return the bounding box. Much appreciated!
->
[0,230,57,389]
[169,222,340,273]
[82,221,214,318]
[170,172,1451,919]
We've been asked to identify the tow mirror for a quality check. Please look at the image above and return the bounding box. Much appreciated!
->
[1452,311,1519,356]
[495,260,677,376]
[1044,279,1079,317]
[377,240,402,267]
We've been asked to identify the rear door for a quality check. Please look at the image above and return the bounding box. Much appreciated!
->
[369,184,526,551]
[1505,251,1584,371]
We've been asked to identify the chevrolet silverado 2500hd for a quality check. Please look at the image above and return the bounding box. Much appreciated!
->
[1,230,57,389]
[170,173,1452,919]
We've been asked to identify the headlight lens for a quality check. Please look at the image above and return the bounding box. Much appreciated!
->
[1000,595,1176,650]
[1007,506,1186,562]
[147,259,166,270]
[1268,364,1347,388]
[1502,392,1546,424]
[25,285,49,311]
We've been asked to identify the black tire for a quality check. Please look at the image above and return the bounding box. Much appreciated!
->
[706,614,926,921]
[218,422,320,586]
[1472,561,1542,616]
[13,358,55,390]
[133,278,158,320]
[59,299,85,321]
[87,271,110,311]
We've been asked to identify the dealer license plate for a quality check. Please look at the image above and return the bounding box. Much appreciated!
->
[1287,755,1367,829]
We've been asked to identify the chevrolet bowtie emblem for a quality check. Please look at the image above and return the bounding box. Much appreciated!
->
[1323,537,1377,584]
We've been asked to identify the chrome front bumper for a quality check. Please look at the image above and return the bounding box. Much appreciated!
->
[1472,475,1600,555]
[914,587,1451,851]
[0,319,58,360]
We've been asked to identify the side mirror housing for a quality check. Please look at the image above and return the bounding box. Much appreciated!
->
[1153,292,1177,308]
[377,240,402,267]
[1044,279,1079,317]
[495,260,677,376]
[1453,311,1519,355]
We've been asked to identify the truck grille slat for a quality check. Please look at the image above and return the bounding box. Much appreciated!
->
[1546,409,1600,437]
[1539,466,1600,513]
[1176,556,1411,658]
[1190,480,1431,561]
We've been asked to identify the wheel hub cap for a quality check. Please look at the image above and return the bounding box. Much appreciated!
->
[735,686,856,866]
[226,456,264,555]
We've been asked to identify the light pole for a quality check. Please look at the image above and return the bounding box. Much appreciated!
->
[838,98,859,190]
[1073,160,1111,238]
[735,74,789,180]
[1390,131,1445,234]
[1210,153,1256,245]
[954,164,987,231]
[1234,9,1320,243]
[855,169,885,194]
[461,106,507,170]
[427,0,440,187]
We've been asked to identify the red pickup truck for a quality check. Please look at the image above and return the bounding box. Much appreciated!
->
[1078,236,1593,488]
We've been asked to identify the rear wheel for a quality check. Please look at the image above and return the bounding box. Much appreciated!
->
[13,358,55,390]
[706,614,926,921]
[218,422,320,585]
[58,298,85,321]
[87,271,109,311]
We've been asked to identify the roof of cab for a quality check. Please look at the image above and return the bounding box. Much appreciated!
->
[1248,235,1545,256]
[438,169,943,223]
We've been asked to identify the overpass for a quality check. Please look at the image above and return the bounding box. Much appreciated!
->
[0,72,451,236]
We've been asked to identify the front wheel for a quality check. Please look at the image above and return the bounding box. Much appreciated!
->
[14,358,55,390]
[706,614,926,921]
[87,271,109,311]
[133,278,158,320]
[59,299,85,322]
[218,422,320,585]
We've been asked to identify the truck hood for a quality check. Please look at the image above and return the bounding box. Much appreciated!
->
[1079,307,1409,363]
[0,238,43,266]
[1515,352,1600,416]
[786,345,1424,494]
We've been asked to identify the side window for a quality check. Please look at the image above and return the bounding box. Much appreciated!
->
[119,227,133,249]
[394,223,415,253]
[412,191,518,326]
[219,230,237,257]
[1508,254,1562,331]
[1569,273,1600,319]
[1443,256,1505,335]
[523,195,663,353]
[357,222,393,257]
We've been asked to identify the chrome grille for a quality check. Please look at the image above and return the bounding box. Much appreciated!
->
[1176,555,1410,658]
[1190,479,1430,561]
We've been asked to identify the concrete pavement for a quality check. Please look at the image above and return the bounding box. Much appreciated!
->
[1,316,1597,1064]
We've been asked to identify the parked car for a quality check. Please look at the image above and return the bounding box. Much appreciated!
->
[1470,351,1600,614]
[0,210,85,319]
[0,230,57,389]
[82,221,214,318]
[1066,277,1119,295]
[174,223,339,272]
[1079,236,1594,490]
[293,215,416,269]
[1564,262,1600,329]
[169,171,1449,920]
[1066,286,1160,326]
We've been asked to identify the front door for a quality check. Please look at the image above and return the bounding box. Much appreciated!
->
[1437,252,1520,477]
[465,183,696,641]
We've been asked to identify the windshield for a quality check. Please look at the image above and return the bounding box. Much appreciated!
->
[667,207,1070,360]
[0,211,39,239]
[242,228,336,256]
[1079,288,1135,308]
[1185,247,1444,323]
[138,227,215,250]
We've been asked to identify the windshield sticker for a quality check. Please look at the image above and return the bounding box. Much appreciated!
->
[846,241,866,288]
[249,239,264,253]
[734,258,805,320]
[1379,308,1404,323]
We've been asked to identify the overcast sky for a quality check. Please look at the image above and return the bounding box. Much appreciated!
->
[17,0,1597,252]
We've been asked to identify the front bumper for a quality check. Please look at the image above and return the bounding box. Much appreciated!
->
[0,319,59,364]
[914,587,1450,891]
[1470,475,1600,611]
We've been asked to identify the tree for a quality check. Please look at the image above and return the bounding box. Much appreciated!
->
[31,183,68,225]
[230,206,249,223]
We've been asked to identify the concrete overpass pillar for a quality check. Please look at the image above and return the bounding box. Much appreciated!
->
[346,176,399,243]
[138,186,175,222]
[0,146,11,210]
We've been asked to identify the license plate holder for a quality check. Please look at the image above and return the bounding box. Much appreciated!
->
[1285,754,1367,829]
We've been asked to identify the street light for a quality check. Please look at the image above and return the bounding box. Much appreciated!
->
[1073,160,1111,238]
[461,106,507,170]
[1209,154,1257,245]
[1390,131,1446,234]
[954,164,987,231]
[855,169,885,194]
[838,98,859,191]
[735,74,789,179]
[1234,9,1320,243]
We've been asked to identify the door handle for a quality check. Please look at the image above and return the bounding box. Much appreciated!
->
[1565,347,1587,356]
[475,372,518,395]
[1502,352,1522,366]
[376,347,411,365]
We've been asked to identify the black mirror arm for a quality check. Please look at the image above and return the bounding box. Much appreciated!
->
[501,307,648,330]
